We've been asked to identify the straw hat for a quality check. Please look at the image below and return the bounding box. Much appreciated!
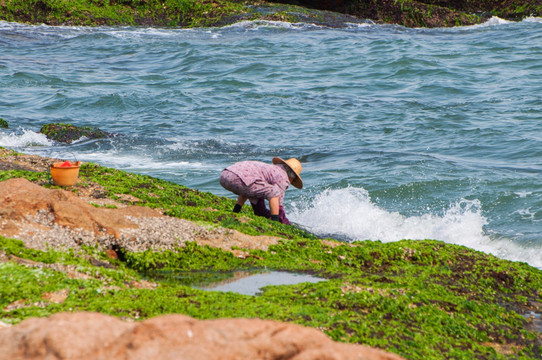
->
[272,157,303,189]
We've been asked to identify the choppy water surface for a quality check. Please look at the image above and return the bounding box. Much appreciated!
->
[1,18,541,268]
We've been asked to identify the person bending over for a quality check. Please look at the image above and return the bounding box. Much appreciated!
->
[219,157,303,225]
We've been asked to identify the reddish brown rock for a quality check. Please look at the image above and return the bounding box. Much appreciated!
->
[0,177,283,253]
[0,178,161,238]
[0,312,406,360]
[0,313,131,359]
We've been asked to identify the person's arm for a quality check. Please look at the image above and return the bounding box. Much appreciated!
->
[269,197,280,221]
[269,197,279,215]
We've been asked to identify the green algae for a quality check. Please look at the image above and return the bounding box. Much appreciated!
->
[0,168,50,183]
[1,161,542,359]
[2,0,537,29]
[39,123,111,144]
[1,234,542,359]
[0,118,8,129]
[78,162,315,239]
[0,0,249,27]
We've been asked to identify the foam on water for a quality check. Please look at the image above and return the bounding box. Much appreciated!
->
[222,20,323,31]
[476,16,513,27]
[290,187,542,269]
[0,129,52,148]
[51,150,208,171]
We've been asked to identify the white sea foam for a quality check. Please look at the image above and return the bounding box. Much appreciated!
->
[223,20,322,31]
[344,22,375,29]
[290,187,542,269]
[523,16,542,23]
[515,191,532,198]
[290,187,488,244]
[161,139,193,152]
[69,151,208,171]
[104,26,194,40]
[0,129,52,147]
[515,208,536,220]
[451,16,513,30]
[481,16,513,26]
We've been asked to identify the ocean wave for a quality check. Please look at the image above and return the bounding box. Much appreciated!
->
[161,137,265,158]
[66,150,208,171]
[290,187,488,243]
[222,20,324,31]
[476,16,513,27]
[0,128,52,148]
[290,187,542,269]
[0,20,194,43]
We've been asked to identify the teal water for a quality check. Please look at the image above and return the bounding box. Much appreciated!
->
[1,18,541,268]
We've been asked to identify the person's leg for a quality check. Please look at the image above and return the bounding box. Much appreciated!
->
[278,205,290,225]
[250,198,270,218]
[236,195,247,206]
[220,170,249,212]
[233,195,247,213]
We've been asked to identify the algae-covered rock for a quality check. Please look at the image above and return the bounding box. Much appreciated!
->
[0,118,8,129]
[1,153,542,360]
[39,123,112,144]
[276,0,541,27]
[0,0,539,29]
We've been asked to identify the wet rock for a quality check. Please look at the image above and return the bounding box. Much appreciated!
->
[39,123,112,144]
[272,0,540,27]
[0,118,8,128]
[0,312,406,360]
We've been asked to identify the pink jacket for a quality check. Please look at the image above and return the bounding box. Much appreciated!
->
[225,161,290,205]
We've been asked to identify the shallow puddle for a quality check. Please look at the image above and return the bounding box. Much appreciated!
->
[524,312,542,333]
[149,269,326,296]
[196,271,326,296]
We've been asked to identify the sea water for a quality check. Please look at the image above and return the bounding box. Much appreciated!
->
[1,17,541,268]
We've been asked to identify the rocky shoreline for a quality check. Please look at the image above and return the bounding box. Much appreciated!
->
[0,0,540,29]
[0,149,280,254]
[1,146,542,359]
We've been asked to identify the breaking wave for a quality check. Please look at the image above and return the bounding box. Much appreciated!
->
[291,187,542,269]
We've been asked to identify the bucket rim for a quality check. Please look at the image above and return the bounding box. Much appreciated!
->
[51,161,82,169]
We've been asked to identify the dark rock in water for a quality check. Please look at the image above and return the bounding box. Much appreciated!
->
[39,123,112,144]
[269,0,540,27]
[0,118,8,128]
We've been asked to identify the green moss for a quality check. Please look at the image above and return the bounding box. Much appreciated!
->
[75,162,315,239]
[0,118,8,128]
[1,233,541,359]
[2,160,542,359]
[90,202,118,209]
[0,0,249,27]
[39,123,111,144]
[0,146,19,156]
[0,169,50,183]
[0,0,539,29]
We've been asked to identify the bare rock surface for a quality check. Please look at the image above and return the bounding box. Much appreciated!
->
[0,312,406,360]
[0,177,280,253]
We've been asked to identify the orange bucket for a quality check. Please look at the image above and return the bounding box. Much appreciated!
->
[50,161,82,186]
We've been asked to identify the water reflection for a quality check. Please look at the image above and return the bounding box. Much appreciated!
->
[148,269,326,296]
[197,271,326,296]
